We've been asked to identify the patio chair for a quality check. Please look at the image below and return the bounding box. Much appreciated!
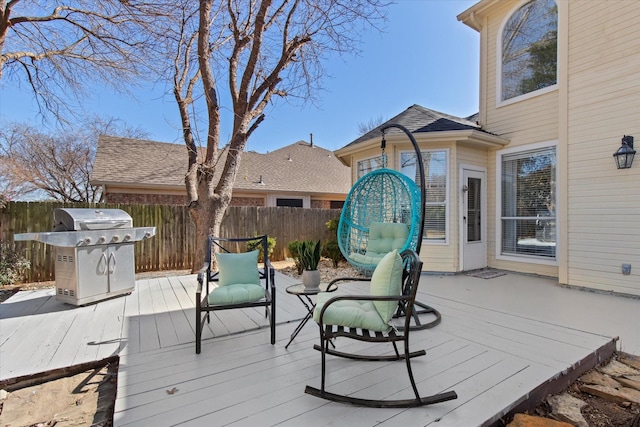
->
[336,123,441,331]
[195,235,275,354]
[304,249,457,408]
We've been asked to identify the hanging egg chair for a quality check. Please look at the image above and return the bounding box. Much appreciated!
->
[337,123,441,330]
[338,167,421,275]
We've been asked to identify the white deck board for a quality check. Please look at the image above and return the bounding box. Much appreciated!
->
[0,271,621,426]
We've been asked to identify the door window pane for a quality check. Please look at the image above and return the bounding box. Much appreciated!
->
[467,177,481,242]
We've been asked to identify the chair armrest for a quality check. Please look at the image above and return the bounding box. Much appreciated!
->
[328,276,371,287]
[263,259,275,289]
[197,262,209,294]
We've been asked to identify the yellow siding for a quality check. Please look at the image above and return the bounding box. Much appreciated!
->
[565,0,640,296]
[481,0,560,278]
[413,141,457,272]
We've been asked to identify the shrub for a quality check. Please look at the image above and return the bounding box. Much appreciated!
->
[0,241,30,286]
[324,240,342,268]
[288,240,304,274]
[246,235,276,262]
[325,218,339,233]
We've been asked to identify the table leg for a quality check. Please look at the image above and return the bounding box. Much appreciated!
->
[285,295,315,349]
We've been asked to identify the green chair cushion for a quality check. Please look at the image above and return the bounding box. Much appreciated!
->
[369,249,403,323]
[313,292,389,332]
[216,250,260,287]
[348,252,386,266]
[208,283,265,305]
[365,222,409,256]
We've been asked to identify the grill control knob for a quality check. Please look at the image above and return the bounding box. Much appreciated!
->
[111,235,120,243]
[97,235,106,244]
[123,234,131,242]
[83,237,92,245]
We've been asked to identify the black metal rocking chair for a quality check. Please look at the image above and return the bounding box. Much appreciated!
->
[305,249,457,408]
[195,235,275,354]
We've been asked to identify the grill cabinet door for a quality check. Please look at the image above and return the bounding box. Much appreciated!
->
[107,243,135,293]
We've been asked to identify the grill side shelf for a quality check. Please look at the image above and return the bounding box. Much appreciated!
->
[14,228,156,247]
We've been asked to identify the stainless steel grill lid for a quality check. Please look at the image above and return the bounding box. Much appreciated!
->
[53,208,133,231]
[15,208,154,247]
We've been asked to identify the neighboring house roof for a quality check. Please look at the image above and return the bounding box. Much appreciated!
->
[91,136,351,195]
[343,104,484,148]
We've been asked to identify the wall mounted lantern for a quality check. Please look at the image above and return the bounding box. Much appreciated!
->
[613,135,635,169]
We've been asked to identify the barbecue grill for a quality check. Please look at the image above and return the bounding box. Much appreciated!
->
[14,208,156,305]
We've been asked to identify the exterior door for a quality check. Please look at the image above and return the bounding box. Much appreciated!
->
[461,168,486,271]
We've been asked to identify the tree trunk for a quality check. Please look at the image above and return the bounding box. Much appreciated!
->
[189,195,229,273]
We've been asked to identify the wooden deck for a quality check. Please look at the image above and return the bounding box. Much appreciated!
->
[0,271,618,426]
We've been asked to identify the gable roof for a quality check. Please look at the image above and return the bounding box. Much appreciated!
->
[92,136,351,195]
[342,104,482,149]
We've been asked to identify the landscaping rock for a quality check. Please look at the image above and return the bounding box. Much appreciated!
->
[620,353,640,371]
[618,376,640,392]
[507,413,573,427]
[580,370,622,388]
[546,393,588,427]
[580,383,640,405]
[599,359,640,377]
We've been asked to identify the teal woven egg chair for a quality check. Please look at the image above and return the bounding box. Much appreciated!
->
[338,168,421,275]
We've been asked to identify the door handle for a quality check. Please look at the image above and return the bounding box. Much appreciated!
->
[99,253,108,275]
[108,252,116,274]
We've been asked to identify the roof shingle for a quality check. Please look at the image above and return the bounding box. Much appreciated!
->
[343,104,482,148]
[92,136,351,195]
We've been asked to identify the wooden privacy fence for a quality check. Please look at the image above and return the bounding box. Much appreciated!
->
[1,202,339,283]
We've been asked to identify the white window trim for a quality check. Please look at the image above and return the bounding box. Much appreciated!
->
[495,140,559,265]
[399,148,450,245]
[496,0,559,108]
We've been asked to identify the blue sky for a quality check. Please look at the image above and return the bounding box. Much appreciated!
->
[1,0,479,153]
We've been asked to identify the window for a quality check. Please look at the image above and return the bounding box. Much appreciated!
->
[501,0,557,101]
[357,155,384,178]
[500,144,556,259]
[276,198,303,208]
[400,150,448,242]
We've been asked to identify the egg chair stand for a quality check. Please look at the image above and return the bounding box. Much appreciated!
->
[338,123,441,330]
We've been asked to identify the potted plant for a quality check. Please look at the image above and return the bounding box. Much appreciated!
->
[299,240,322,289]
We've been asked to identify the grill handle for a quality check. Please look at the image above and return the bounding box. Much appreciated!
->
[98,253,109,275]
[108,252,116,274]
[78,220,130,230]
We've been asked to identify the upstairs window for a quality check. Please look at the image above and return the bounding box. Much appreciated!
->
[501,0,557,102]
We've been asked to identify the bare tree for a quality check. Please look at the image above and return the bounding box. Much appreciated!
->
[0,116,149,202]
[167,0,388,270]
[0,1,164,120]
[357,115,386,135]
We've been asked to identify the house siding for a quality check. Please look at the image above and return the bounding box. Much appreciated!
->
[480,0,559,278]
[565,1,640,296]
[464,0,640,293]
[105,192,188,205]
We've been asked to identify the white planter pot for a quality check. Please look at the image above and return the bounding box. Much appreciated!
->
[302,269,321,290]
